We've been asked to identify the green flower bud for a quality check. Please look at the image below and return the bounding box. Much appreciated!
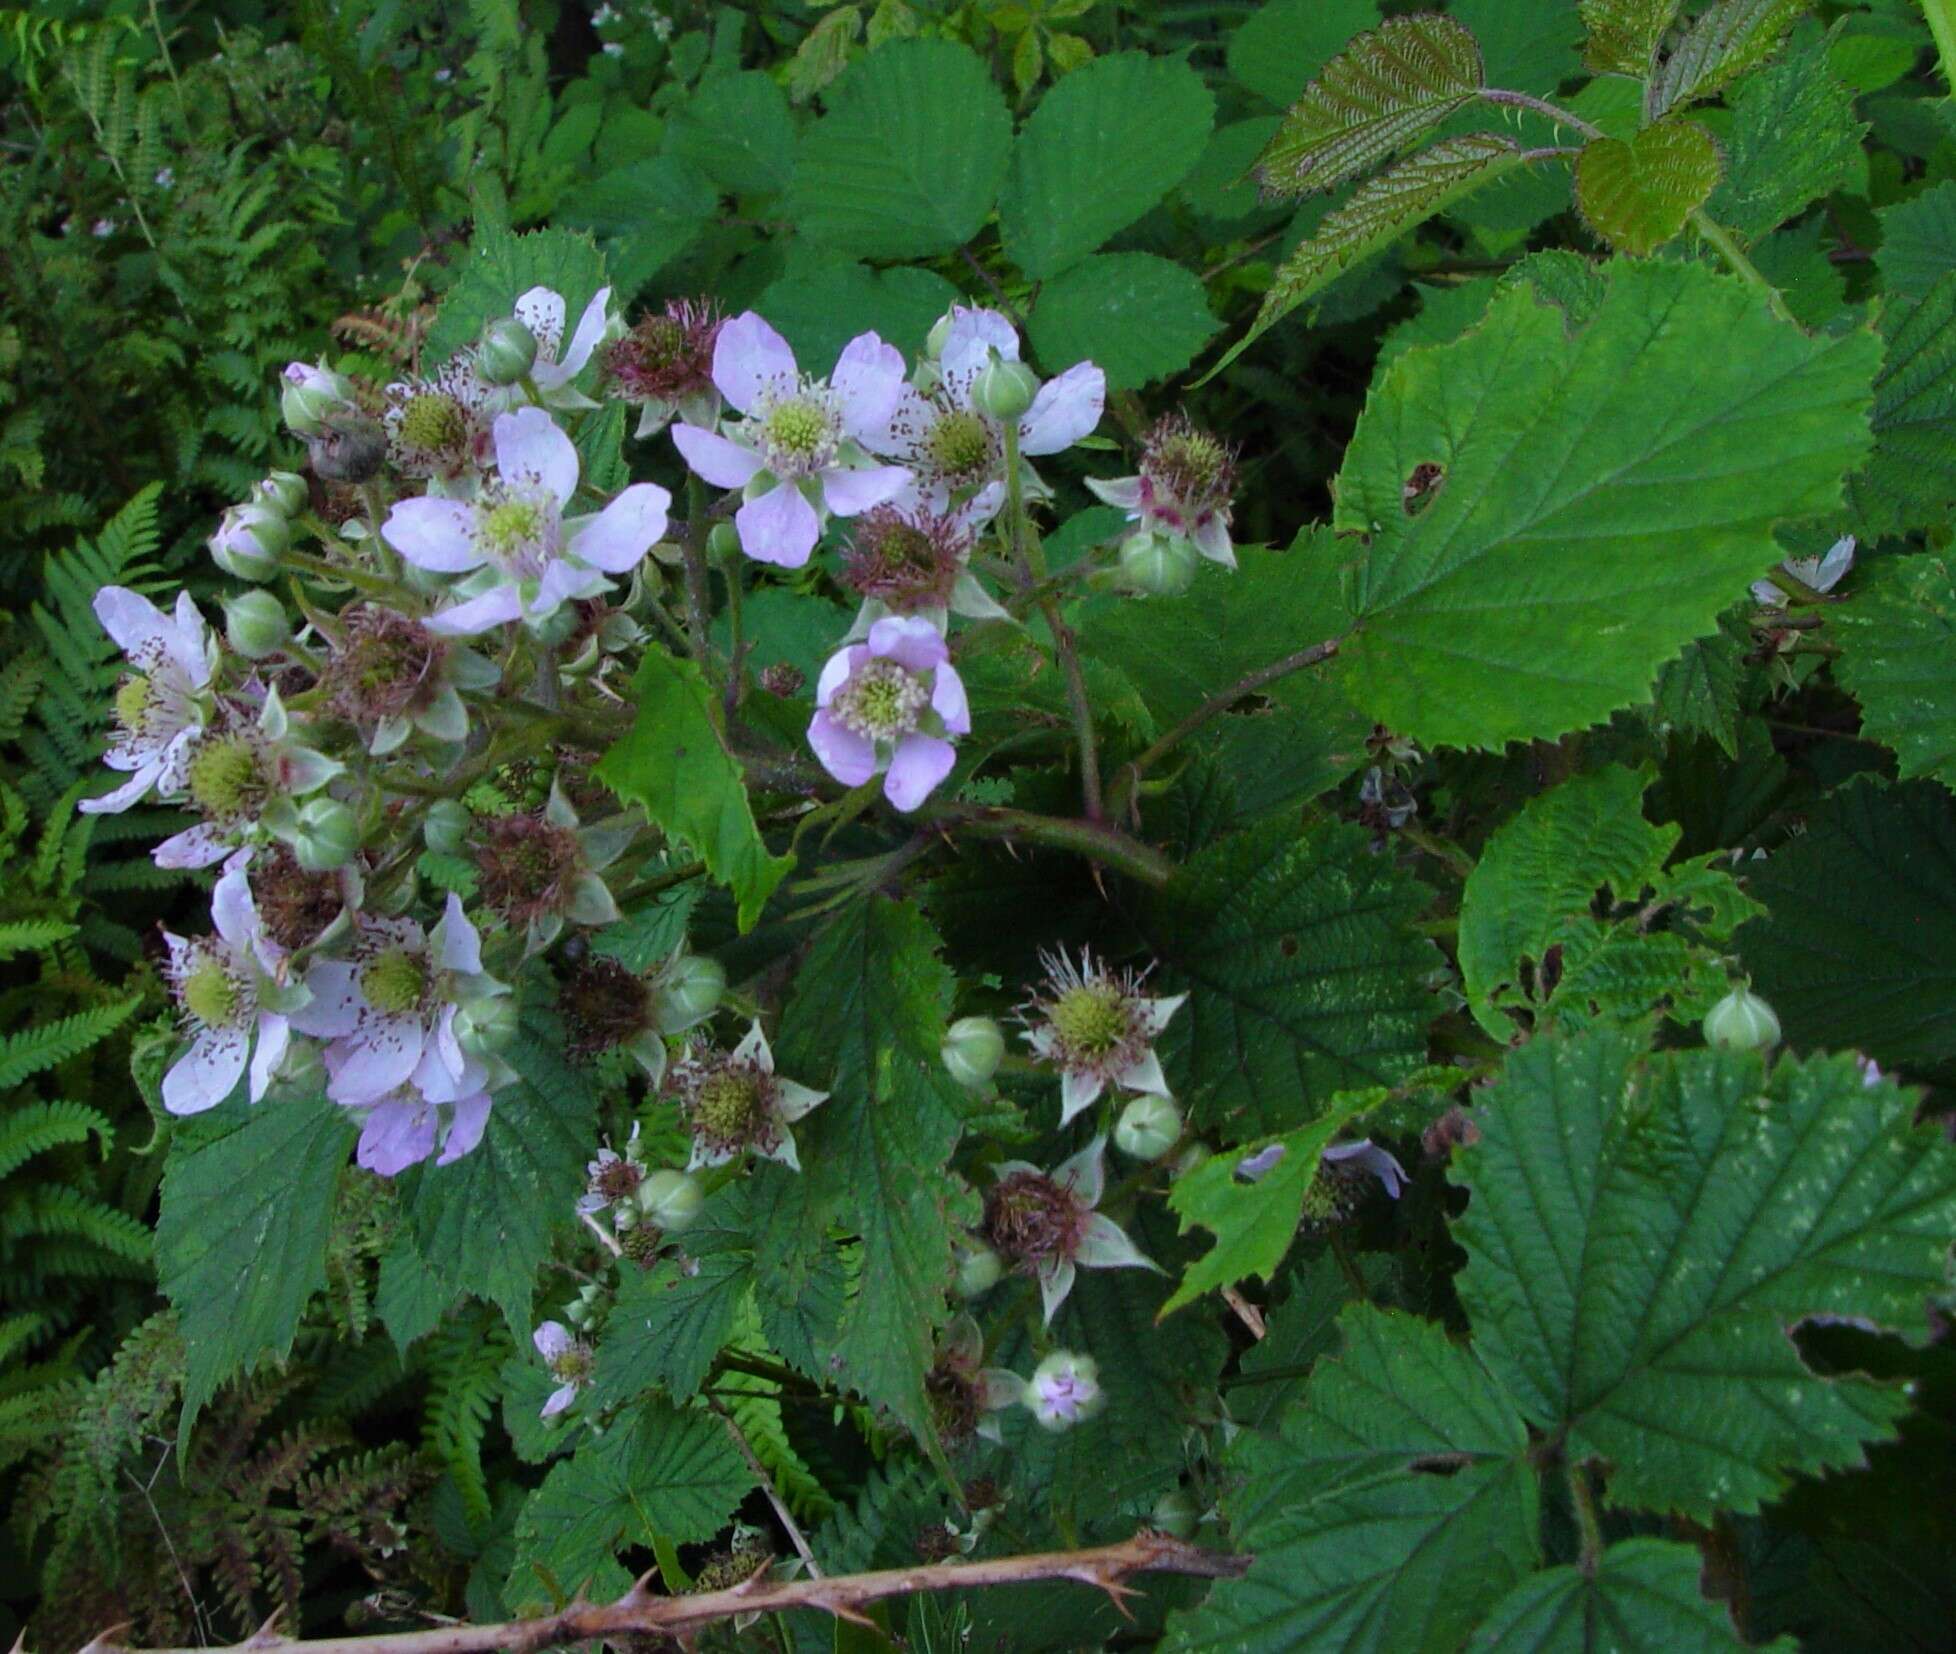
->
[941,1015,1005,1090]
[292,797,360,873]
[211,503,290,582]
[925,308,956,359]
[707,521,741,560]
[656,953,725,1034]
[956,1242,1003,1299]
[565,1297,593,1329]
[258,470,310,518]
[1119,529,1198,597]
[281,361,357,438]
[423,798,473,857]
[1151,1488,1200,1540]
[970,354,1039,421]
[223,590,291,660]
[477,316,540,387]
[455,992,521,1060]
[1703,985,1781,1052]
[637,1168,704,1232]
[1114,1093,1183,1161]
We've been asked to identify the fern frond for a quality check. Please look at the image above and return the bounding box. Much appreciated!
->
[0,1098,112,1178]
[0,1184,151,1264]
[0,919,77,961]
[420,1311,510,1532]
[0,996,140,1090]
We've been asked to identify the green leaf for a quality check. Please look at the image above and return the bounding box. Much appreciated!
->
[1467,1539,1779,1651]
[505,1399,753,1610]
[663,71,797,196]
[597,644,793,932]
[1833,551,1956,788]
[1253,13,1485,198]
[1848,271,1956,537]
[775,900,976,1438]
[156,1089,356,1435]
[1647,0,1811,118]
[1650,609,1748,755]
[1574,120,1722,256]
[1330,259,1879,749]
[1451,0,1585,91]
[1027,252,1217,390]
[1226,0,1382,108]
[554,155,719,298]
[999,51,1214,280]
[1142,816,1438,1141]
[426,226,608,364]
[1209,134,1530,376]
[1705,32,1866,243]
[1454,1028,1956,1519]
[1579,0,1684,76]
[787,41,1011,259]
[1738,777,1956,1070]
[1168,1306,1539,1653]
[406,1028,596,1337]
[1875,180,1956,302]
[756,260,959,374]
[1161,1091,1384,1315]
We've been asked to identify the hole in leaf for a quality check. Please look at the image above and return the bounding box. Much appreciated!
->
[1402,461,1445,517]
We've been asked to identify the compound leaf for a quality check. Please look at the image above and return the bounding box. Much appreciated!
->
[1705,32,1865,243]
[1647,0,1810,118]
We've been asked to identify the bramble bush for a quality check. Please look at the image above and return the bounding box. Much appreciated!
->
[7,1,1956,1650]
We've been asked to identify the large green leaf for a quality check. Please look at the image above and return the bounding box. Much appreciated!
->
[1167,1307,1540,1653]
[1330,259,1878,749]
[1574,120,1722,256]
[1453,1028,1956,1520]
[1579,0,1684,76]
[1848,271,1956,537]
[1738,777,1956,1070]
[1875,180,1956,301]
[1647,0,1811,118]
[1253,13,1485,198]
[999,52,1213,280]
[786,41,1011,260]
[425,226,609,364]
[1705,32,1866,243]
[1226,0,1383,108]
[597,643,793,932]
[156,1088,356,1433]
[553,155,719,298]
[775,899,975,1439]
[1027,252,1217,390]
[662,70,797,196]
[755,259,959,373]
[1466,1540,1780,1651]
[1833,551,1956,788]
[1142,816,1438,1141]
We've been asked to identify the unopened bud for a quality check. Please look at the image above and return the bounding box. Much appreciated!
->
[636,1168,704,1231]
[211,503,289,582]
[955,1242,1003,1299]
[1703,985,1781,1052]
[292,796,360,873]
[454,992,521,1059]
[308,413,388,484]
[971,353,1038,421]
[707,521,741,559]
[1151,1488,1200,1540]
[1119,529,1197,597]
[1025,1351,1102,1431]
[941,1015,1004,1090]
[281,360,357,437]
[223,590,291,660]
[477,316,540,387]
[1114,1094,1182,1161]
[258,470,310,518]
[656,953,725,1033]
[423,798,473,856]
[925,309,956,359]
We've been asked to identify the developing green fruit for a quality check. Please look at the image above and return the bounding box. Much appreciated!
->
[707,521,741,560]
[657,953,725,1033]
[291,796,359,873]
[1114,1094,1182,1161]
[454,992,521,1059]
[1151,1488,1200,1540]
[956,1242,1003,1299]
[1119,530,1198,597]
[637,1168,704,1232]
[942,1015,1005,1089]
[1703,985,1781,1052]
[477,316,539,387]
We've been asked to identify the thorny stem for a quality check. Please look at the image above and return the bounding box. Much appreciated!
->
[681,478,716,677]
[1476,87,1605,140]
[920,802,1177,889]
[712,1402,821,1576]
[84,1533,1249,1654]
[1566,1458,1605,1577]
[1690,211,1798,325]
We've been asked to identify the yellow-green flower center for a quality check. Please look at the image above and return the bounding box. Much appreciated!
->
[929,410,991,478]
[480,496,547,559]
[764,398,829,460]
[361,945,428,1017]
[832,658,927,743]
[114,673,154,738]
[180,955,242,1028]
[1048,982,1131,1060]
[185,734,263,817]
[548,1344,593,1384]
[695,1071,763,1139]
[400,392,466,453]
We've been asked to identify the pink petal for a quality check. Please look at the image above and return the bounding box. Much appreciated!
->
[542,287,611,385]
[171,591,213,686]
[931,664,970,736]
[713,311,797,415]
[1037,1258,1077,1327]
[534,1320,572,1360]
[570,482,671,572]
[438,1090,491,1164]
[1058,1066,1103,1125]
[428,584,524,637]
[540,1382,578,1418]
[816,643,871,707]
[735,480,821,568]
[883,733,955,812]
[671,423,763,489]
[857,383,930,460]
[1084,474,1144,512]
[81,763,163,815]
[153,824,230,869]
[1053,1135,1107,1204]
[808,708,878,787]
[1074,1213,1157,1271]
[356,1098,437,1176]
[163,1027,248,1115]
[514,286,566,349]
[325,1018,426,1105]
[941,308,1021,380]
[210,866,257,952]
[289,960,361,1037]
[92,586,171,657]
[384,498,482,572]
[493,407,580,504]
[822,463,911,518]
[868,614,948,673]
[437,893,482,974]
[832,332,905,440]
[529,558,608,619]
[249,1014,290,1102]
[1019,362,1105,456]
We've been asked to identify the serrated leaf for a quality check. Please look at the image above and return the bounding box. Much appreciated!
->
[1580,0,1683,76]
[1227,0,1384,108]
[1738,777,1956,1070]
[787,41,1011,259]
[1142,816,1438,1141]
[999,51,1214,279]
[505,1399,753,1610]
[1167,1306,1539,1653]
[1253,13,1485,198]
[1650,610,1748,754]
[1875,181,1956,302]
[1647,0,1810,118]
[426,227,609,365]
[1027,252,1217,390]
[1706,32,1866,243]
[775,900,975,1439]
[555,155,718,298]
[663,70,797,196]
[1848,271,1956,537]
[1466,1539,1782,1651]
[756,260,959,374]
[1833,551,1956,787]
[1330,259,1878,750]
[597,644,792,932]
[156,1088,356,1437]
[1161,1091,1383,1315]
[1208,134,1530,377]
[1453,1028,1956,1520]
[1575,120,1722,256]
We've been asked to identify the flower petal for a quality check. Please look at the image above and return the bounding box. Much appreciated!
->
[1114,1047,1171,1101]
[163,1027,249,1115]
[514,286,567,351]
[867,613,948,673]
[325,1017,426,1104]
[1193,515,1236,567]
[437,893,483,974]
[817,643,871,707]
[1037,1258,1077,1327]
[494,407,580,504]
[713,311,797,414]
[775,1079,828,1122]
[832,331,905,439]
[92,586,171,657]
[541,1382,579,1418]
[807,708,878,787]
[822,462,910,518]
[357,1098,437,1176]
[1084,474,1144,511]
[153,824,230,869]
[383,498,483,572]
[80,763,163,815]
[1057,1066,1103,1126]
[534,1320,572,1360]
[1074,1212,1160,1272]
[289,961,362,1037]
[941,308,1021,380]
[428,583,524,637]
[248,1013,289,1103]
[569,481,672,572]
[671,422,764,489]
[930,663,970,736]
[883,733,955,812]
[1053,1134,1107,1205]
[735,480,822,568]
[858,383,931,460]
[545,286,611,384]
[438,1091,492,1164]
[1019,362,1105,456]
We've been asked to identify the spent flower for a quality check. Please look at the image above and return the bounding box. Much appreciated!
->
[1022,947,1185,1124]
[603,297,724,436]
[1088,413,1239,569]
[533,1320,595,1419]
[671,1022,827,1173]
[981,1135,1157,1324]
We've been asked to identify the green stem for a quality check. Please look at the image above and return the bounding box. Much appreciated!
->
[680,478,716,678]
[277,547,418,605]
[1690,211,1797,325]
[1476,87,1605,140]
[1566,1459,1605,1577]
[1923,0,1956,96]
[921,802,1176,889]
